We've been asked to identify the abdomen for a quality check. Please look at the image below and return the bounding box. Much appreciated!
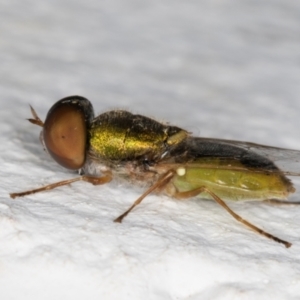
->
[171,165,294,201]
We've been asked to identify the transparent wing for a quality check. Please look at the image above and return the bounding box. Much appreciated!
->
[196,138,300,176]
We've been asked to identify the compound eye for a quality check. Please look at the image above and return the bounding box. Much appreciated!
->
[43,96,94,170]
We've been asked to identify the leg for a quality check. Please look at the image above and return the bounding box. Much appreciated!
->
[10,172,113,199]
[174,187,292,248]
[264,199,300,205]
[114,170,175,223]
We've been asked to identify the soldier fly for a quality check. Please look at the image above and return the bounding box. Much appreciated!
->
[10,96,300,248]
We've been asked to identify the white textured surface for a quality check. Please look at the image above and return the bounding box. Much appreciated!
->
[1,1,300,299]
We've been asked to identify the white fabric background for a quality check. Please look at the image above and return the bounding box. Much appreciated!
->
[1,1,300,299]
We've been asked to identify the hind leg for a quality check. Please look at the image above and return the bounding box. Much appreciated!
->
[173,187,292,248]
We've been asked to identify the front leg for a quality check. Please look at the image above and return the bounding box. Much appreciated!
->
[10,171,113,199]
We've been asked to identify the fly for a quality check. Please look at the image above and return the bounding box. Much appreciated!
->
[10,96,300,248]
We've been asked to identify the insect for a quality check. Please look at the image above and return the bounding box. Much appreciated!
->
[10,96,300,248]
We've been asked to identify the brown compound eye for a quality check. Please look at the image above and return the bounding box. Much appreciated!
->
[43,96,94,170]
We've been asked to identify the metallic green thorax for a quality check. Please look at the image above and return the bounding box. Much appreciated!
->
[88,110,188,161]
